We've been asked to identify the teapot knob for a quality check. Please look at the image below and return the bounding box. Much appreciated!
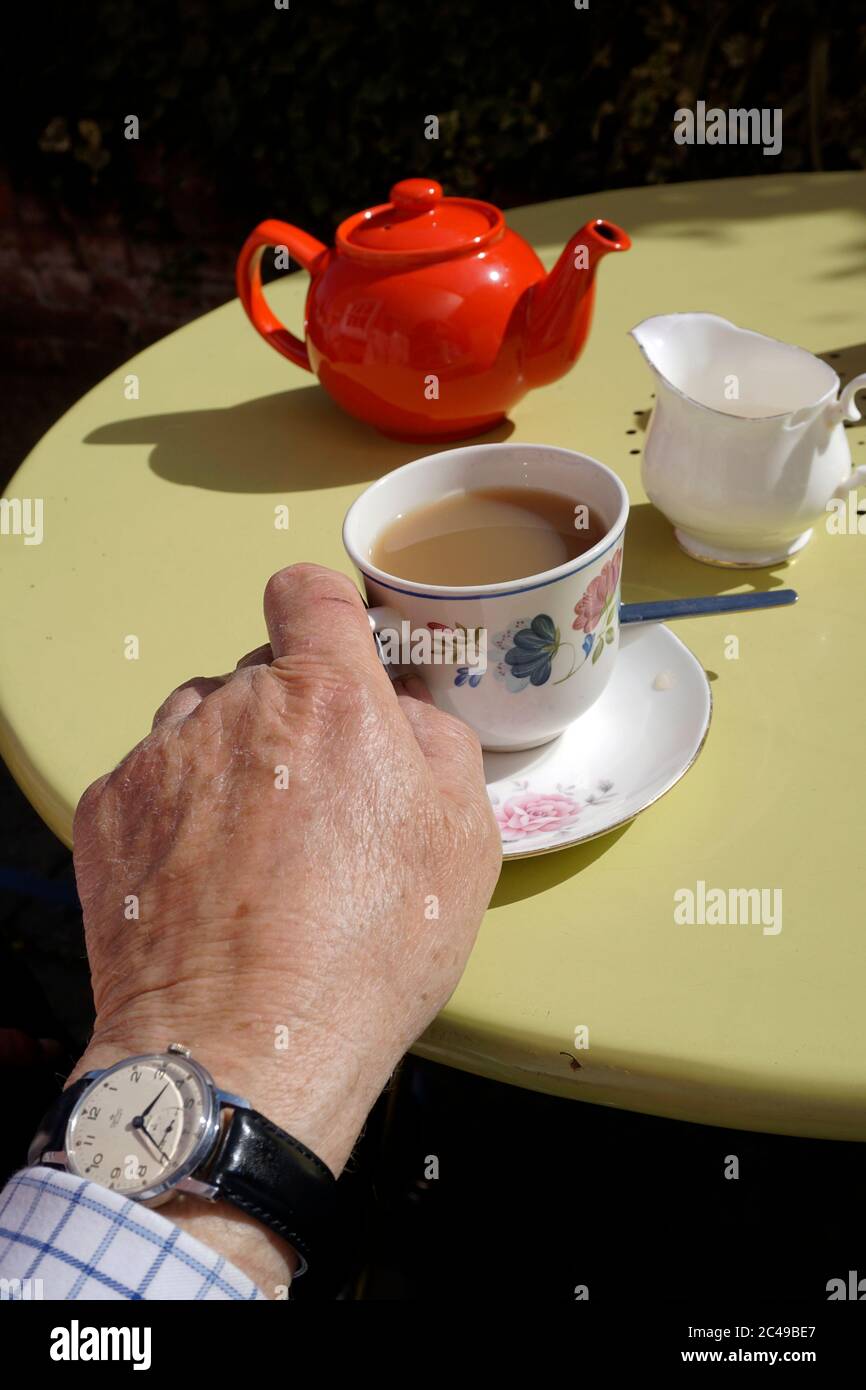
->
[390,178,442,212]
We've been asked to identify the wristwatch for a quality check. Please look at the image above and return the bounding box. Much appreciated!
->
[27,1043,336,1276]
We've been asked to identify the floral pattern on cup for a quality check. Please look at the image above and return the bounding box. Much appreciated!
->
[491,547,623,693]
[426,622,485,688]
[490,778,617,842]
[572,549,622,635]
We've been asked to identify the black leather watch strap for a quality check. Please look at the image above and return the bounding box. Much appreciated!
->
[207,1108,336,1276]
[26,1076,95,1167]
[27,1061,337,1278]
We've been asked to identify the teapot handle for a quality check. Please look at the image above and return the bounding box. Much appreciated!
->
[235,219,327,372]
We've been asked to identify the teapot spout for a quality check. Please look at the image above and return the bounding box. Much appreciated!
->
[522,219,630,388]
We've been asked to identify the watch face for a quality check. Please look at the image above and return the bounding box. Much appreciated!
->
[66,1052,218,1202]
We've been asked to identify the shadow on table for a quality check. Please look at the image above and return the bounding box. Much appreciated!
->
[84,386,514,493]
[490,823,630,907]
[620,501,795,603]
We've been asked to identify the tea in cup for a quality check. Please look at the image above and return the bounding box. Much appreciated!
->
[342,443,629,752]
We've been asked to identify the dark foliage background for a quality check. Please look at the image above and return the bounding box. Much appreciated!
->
[2,0,864,386]
[5,0,866,244]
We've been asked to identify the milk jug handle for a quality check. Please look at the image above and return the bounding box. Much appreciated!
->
[830,372,866,425]
[828,373,866,498]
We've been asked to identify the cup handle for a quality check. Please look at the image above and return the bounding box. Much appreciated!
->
[235,219,327,371]
[366,606,409,678]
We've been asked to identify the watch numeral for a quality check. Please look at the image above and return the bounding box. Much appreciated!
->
[110,1166,121,1179]
[131,1068,142,1083]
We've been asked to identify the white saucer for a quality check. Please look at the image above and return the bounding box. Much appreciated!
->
[485,623,712,858]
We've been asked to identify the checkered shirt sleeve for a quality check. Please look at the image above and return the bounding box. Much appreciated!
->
[0,1166,267,1300]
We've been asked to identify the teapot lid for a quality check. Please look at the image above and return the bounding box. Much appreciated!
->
[337,179,504,262]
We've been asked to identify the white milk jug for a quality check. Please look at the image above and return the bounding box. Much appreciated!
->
[631,313,866,566]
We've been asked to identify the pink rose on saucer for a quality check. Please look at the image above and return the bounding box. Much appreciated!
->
[494,790,583,840]
[572,548,623,633]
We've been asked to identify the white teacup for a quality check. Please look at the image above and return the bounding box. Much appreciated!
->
[342,443,629,752]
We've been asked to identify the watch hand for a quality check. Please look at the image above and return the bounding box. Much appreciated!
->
[138,1083,169,1122]
[158,1117,176,1150]
[132,1113,171,1164]
[139,1121,171,1165]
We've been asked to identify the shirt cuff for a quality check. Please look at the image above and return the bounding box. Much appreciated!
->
[0,1167,266,1300]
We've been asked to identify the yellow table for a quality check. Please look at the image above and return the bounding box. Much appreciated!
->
[3,174,865,1140]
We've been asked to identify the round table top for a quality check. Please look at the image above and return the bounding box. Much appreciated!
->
[3,173,866,1140]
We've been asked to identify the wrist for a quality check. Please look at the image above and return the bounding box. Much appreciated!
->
[69,1027,371,1177]
[75,967,400,1173]
[65,1011,389,1296]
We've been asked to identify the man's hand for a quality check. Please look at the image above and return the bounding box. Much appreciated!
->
[69,564,501,1289]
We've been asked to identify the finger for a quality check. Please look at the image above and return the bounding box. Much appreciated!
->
[395,696,489,809]
[236,643,273,670]
[263,563,391,691]
[152,676,226,729]
[150,645,271,732]
[393,674,435,706]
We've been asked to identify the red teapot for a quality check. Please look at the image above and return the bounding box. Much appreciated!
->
[236,179,630,441]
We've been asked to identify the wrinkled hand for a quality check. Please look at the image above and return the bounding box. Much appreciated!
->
[71,564,501,1182]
